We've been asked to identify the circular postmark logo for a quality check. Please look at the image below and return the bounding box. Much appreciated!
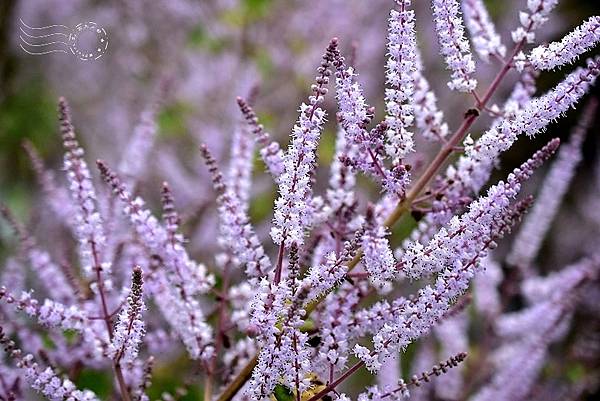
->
[68,22,108,61]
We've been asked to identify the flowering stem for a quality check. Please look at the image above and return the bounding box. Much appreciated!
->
[408,37,523,201]
[274,242,286,285]
[344,36,528,273]
[367,146,387,179]
[91,243,132,401]
[205,261,232,401]
[308,348,466,401]
[89,228,130,401]
[216,36,528,401]
[305,200,521,401]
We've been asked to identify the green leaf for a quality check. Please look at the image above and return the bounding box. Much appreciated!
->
[243,0,273,20]
[157,102,191,138]
[63,329,80,345]
[75,369,112,399]
[249,187,277,222]
[566,363,586,382]
[273,384,294,401]
[188,25,228,53]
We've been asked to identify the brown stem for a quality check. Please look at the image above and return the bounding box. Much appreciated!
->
[114,364,131,401]
[306,361,366,401]
[217,355,258,401]
[273,242,286,285]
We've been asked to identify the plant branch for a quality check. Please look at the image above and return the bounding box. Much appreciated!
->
[215,35,528,401]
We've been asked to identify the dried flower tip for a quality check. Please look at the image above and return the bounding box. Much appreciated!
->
[108,266,146,364]
[237,96,284,178]
[201,144,271,277]
[161,181,181,240]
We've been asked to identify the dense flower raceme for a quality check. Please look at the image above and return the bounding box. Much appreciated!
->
[0,206,75,304]
[58,98,110,280]
[401,134,561,281]
[362,206,396,290]
[469,56,600,171]
[355,140,558,371]
[432,0,478,91]
[0,287,86,332]
[529,16,600,70]
[394,62,576,259]
[461,0,507,61]
[412,46,449,142]
[326,126,359,212]
[334,66,374,173]
[511,0,560,44]
[384,0,417,163]
[22,140,74,226]
[117,82,164,186]
[271,39,339,248]
[0,327,100,401]
[335,65,404,194]
[1,1,600,401]
[97,161,215,361]
[472,256,598,401]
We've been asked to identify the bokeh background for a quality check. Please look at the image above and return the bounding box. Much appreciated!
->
[1,0,600,399]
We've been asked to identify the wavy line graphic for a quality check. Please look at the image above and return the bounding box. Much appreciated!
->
[18,18,108,60]
[19,26,69,39]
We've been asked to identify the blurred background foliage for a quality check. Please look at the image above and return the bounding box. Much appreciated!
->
[0,0,598,212]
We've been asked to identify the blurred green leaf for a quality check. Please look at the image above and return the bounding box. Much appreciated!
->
[243,0,273,21]
[188,25,228,53]
[41,332,56,350]
[249,186,277,222]
[0,80,55,151]
[299,318,315,332]
[390,213,417,243]
[400,342,418,380]
[75,369,112,399]
[147,358,201,401]
[255,47,275,78]
[566,363,586,382]
[222,0,273,27]
[158,102,192,138]
[318,128,336,166]
[273,384,294,401]
[63,329,79,346]
[0,79,57,194]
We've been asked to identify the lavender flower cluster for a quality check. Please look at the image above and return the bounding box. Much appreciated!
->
[1,1,600,401]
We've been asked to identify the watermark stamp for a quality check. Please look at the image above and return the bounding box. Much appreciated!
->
[19,19,108,61]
